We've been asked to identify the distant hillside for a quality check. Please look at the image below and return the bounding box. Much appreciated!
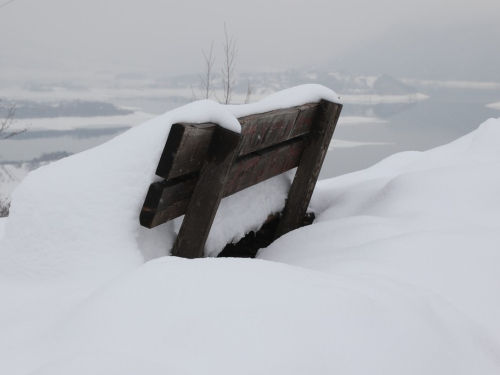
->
[0,100,133,119]
[0,152,71,203]
[158,69,419,98]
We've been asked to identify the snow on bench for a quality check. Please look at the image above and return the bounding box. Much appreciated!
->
[140,99,343,258]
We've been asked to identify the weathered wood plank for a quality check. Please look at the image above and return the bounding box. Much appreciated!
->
[274,100,342,240]
[171,126,243,258]
[155,103,317,180]
[139,137,306,229]
[139,174,198,228]
[223,137,305,196]
[156,123,215,179]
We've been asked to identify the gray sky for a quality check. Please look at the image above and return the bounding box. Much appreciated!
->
[1,0,499,78]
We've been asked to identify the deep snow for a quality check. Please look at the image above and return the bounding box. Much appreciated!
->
[0,84,339,281]
[1,86,500,374]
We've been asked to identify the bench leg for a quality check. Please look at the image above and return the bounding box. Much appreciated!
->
[171,126,243,259]
[274,100,342,240]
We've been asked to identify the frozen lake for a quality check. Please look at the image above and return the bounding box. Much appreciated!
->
[1,86,499,180]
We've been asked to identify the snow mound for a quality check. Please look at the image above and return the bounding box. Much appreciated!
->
[0,85,338,281]
[4,258,498,375]
[260,118,500,341]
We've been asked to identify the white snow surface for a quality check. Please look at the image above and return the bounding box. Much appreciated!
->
[487,101,500,110]
[1,85,500,374]
[0,218,5,240]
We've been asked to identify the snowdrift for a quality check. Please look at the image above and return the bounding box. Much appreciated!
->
[1,86,500,374]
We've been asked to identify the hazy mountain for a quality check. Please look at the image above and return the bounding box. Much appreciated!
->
[331,22,500,81]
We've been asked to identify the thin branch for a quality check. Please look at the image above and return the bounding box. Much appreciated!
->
[245,79,253,104]
[190,84,198,102]
[199,42,216,100]
[0,196,10,218]
[220,23,237,105]
[0,101,30,140]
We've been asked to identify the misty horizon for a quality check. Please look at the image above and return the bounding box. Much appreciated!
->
[1,0,499,82]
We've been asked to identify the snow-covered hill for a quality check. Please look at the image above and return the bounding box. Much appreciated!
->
[162,69,428,104]
[1,86,499,374]
[0,152,71,202]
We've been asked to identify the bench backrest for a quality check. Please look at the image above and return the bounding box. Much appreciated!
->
[140,99,342,258]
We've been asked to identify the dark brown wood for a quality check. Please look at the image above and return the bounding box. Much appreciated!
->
[140,137,306,229]
[274,100,342,240]
[155,103,317,180]
[217,212,315,259]
[223,137,305,197]
[171,126,243,259]
[156,123,215,179]
[140,174,198,228]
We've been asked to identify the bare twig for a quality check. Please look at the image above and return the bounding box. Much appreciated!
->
[0,101,29,140]
[220,23,237,105]
[0,196,10,217]
[199,42,216,100]
[245,79,253,104]
[190,84,198,102]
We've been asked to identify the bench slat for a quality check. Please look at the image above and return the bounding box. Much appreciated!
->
[155,103,317,180]
[140,136,307,229]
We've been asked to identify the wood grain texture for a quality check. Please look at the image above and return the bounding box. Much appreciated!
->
[140,174,198,228]
[274,100,342,240]
[155,103,317,180]
[156,123,215,179]
[140,137,306,228]
[171,126,243,259]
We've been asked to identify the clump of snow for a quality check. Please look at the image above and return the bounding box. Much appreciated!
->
[226,83,340,118]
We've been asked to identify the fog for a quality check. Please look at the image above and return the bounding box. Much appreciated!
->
[1,0,499,79]
[1,0,500,187]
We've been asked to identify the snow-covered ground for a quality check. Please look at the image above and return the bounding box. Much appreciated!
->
[1,85,500,374]
[0,164,31,199]
[339,93,428,104]
[402,78,500,90]
[487,101,500,110]
[0,218,5,240]
[11,111,155,132]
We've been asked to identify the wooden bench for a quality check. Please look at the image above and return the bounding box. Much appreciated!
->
[140,99,342,258]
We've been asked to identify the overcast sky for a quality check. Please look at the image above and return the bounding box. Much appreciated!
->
[1,0,499,79]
